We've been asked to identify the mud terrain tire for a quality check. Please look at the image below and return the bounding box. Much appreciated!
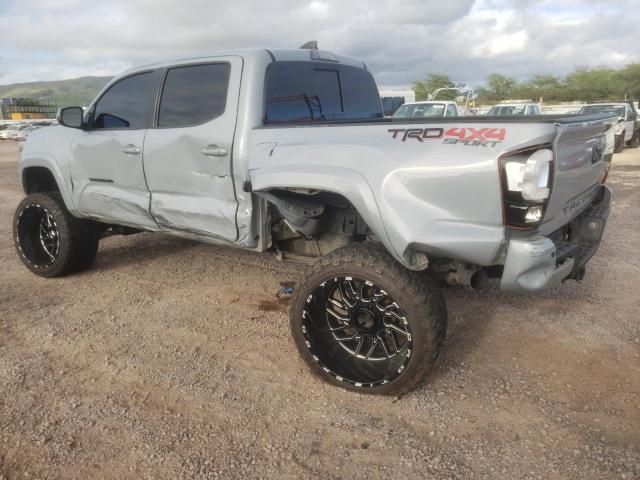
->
[289,243,447,395]
[14,192,99,277]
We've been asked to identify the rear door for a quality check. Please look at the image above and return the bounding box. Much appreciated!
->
[69,71,160,229]
[143,58,241,241]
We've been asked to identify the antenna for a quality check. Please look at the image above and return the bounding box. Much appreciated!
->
[299,41,318,50]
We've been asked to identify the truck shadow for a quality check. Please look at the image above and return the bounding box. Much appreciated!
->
[90,233,199,273]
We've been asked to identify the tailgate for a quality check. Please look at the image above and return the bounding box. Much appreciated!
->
[540,117,611,234]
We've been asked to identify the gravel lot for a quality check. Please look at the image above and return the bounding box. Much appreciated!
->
[0,140,639,480]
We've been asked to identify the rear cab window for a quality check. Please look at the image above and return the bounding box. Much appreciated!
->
[264,61,383,123]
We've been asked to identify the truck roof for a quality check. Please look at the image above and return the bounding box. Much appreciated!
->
[120,48,367,76]
[583,102,627,107]
[492,102,539,107]
[403,100,458,105]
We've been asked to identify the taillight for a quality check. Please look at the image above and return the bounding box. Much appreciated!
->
[499,146,554,229]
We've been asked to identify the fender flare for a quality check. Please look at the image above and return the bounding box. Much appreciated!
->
[20,153,78,213]
[249,165,411,268]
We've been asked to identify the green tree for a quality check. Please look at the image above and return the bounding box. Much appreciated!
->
[484,74,519,101]
[521,74,564,102]
[564,67,625,102]
[618,63,640,100]
[413,74,456,101]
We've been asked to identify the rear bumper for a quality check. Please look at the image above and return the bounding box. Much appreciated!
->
[500,185,612,292]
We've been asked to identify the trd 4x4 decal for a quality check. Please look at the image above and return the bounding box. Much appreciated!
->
[387,127,506,147]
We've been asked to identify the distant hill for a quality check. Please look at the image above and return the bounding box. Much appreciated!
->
[0,76,112,107]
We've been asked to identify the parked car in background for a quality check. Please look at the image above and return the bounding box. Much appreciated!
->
[379,90,415,116]
[14,125,41,141]
[579,102,639,152]
[2,124,29,140]
[0,124,21,140]
[392,100,462,118]
[486,103,541,116]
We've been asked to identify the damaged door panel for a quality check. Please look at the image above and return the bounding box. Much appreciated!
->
[69,70,160,229]
[143,58,243,242]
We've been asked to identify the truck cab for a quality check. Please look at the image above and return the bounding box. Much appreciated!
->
[486,103,541,116]
[392,100,461,119]
[379,89,416,116]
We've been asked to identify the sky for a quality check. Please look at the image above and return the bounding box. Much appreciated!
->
[0,0,639,88]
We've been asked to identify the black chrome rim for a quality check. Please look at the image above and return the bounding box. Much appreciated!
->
[301,276,413,388]
[16,204,60,268]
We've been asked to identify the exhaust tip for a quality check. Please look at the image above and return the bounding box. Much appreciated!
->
[470,270,489,290]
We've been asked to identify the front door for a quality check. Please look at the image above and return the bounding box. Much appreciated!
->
[143,58,242,242]
[70,70,159,229]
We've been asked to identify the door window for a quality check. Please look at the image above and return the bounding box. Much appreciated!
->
[446,104,458,117]
[158,63,231,127]
[92,72,155,130]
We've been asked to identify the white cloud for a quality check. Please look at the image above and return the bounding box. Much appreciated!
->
[0,0,638,87]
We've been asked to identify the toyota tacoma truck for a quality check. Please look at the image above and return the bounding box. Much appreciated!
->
[14,45,614,395]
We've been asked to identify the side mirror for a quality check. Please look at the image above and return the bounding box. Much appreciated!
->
[57,107,84,129]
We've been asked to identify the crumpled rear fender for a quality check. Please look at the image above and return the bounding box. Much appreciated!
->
[249,165,414,267]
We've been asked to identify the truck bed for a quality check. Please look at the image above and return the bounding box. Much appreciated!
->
[257,113,614,128]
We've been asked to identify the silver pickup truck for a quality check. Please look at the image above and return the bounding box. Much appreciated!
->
[14,46,614,394]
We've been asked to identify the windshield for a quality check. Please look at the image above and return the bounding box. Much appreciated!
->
[393,103,446,118]
[487,105,526,116]
[580,105,625,117]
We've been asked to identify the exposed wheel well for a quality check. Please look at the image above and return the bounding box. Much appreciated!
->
[23,167,59,194]
[258,188,370,258]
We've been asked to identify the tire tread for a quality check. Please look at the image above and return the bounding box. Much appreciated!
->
[289,242,447,395]
[13,192,98,277]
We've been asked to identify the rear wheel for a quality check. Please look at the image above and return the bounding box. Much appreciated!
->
[289,244,447,395]
[614,134,624,153]
[13,192,99,277]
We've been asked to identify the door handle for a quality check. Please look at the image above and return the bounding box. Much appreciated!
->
[122,144,141,155]
[201,145,228,157]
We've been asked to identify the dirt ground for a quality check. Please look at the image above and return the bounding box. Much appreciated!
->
[0,140,638,480]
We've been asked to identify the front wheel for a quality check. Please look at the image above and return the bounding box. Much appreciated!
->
[289,244,447,395]
[13,192,99,277]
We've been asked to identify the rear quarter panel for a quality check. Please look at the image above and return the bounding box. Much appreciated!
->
[249,121,558,267]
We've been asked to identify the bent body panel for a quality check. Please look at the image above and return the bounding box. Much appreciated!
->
[249,120,568,268]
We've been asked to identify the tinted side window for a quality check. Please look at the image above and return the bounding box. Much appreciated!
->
[446,104,458,116]
[93,72,154,130]
[264,62,383,123]
[158,63,231,127]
